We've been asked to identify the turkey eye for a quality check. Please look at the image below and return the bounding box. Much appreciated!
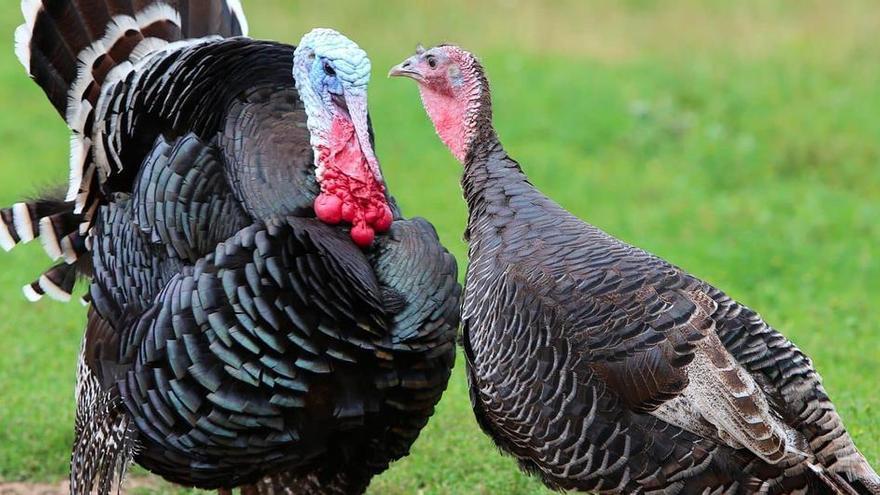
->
[427,56,437,69]
[323,62,336,76]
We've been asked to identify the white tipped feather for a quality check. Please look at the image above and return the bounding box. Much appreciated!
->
[75,161,96,208]
[39,216,63,260]
[70,100,93,138]
[61,235,79,264]
[66,15,140,128]
[0,217,15,251]
[63,12,148,209]
[22,283,43,302]
[90,122,114,182]
[15,0,42,73]
[79,296,89,307]
[107,99,126,173]
[226,0,250,36]
[67,135,86,204]
[79,204,98,235]
[103,15,141,46]
[14,24,32,74]
[135,3,182,31]
[12,202,34,242]
[103,61,135,89]
[130,38,169,63]
[39,274,71,302]
[67,44,112,128]
[51,0,233,247]
[66,45,105,128]
[20,0,41,29]
[64,15,142,128]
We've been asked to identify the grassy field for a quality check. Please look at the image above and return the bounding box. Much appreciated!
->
[1,1,878,494]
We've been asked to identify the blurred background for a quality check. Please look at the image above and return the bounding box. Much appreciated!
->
[0,1,878,494]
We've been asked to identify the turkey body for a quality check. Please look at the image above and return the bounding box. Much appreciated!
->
[390,43,878,493]
[460,141,879,494]
[3,2,460,493]
[89,203,458,490]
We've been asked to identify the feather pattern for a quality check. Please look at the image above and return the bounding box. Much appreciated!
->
[4,3,460,494]
[1,197,90,302]
[445,51,880,494]
[72,310,138,495]
[6,0,251,276]
[89,208,458,490]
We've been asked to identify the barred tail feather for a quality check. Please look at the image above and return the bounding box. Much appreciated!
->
[12,202,36,243]
[14,0,250,232]
[1,197,81,255]
[15,0,250,125]
[1,196,89,302]
[0,208,18,251]
[40,210,83,260]
[176,0,249,39]
[61,230,88,264]
[16,0,250,117]
[227,0,249,36]
[7,0,248,302]
[21,262,79,302]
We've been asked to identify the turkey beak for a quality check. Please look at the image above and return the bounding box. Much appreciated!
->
[344,87,383,183]
[388,56,423,82]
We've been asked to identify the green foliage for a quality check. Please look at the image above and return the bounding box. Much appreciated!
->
[0,1,877,494]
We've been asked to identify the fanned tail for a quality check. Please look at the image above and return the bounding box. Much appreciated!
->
[15,0,248,218]
[15,0,249,122]
[6,0,249,302]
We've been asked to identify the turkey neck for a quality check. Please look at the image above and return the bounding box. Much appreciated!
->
[418,54,534,240]
[463,137,521,201]
[460,114,533,244]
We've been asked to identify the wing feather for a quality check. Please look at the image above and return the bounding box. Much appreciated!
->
[560,260,796,463]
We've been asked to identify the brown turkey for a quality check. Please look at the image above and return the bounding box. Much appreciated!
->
[390,45,879,494]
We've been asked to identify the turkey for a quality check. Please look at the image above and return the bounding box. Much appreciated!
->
[1,2,460,494]
[390,45,879,494]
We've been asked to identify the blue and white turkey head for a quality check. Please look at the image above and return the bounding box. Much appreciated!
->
[293,28,391,247]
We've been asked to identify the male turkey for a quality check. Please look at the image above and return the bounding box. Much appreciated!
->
[390,46,879,494]
[1,2,460,494]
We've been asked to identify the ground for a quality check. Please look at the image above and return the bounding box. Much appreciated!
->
[0,1,878,494]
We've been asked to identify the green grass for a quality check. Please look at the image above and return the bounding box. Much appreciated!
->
[1,1,879,494]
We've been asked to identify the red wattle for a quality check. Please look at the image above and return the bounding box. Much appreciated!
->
[314,115,393,248]
[364,208,378,223]
[351,222,375,247]
[341,201,356,223]
[374,205,393,232]
[314,193,343,224]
